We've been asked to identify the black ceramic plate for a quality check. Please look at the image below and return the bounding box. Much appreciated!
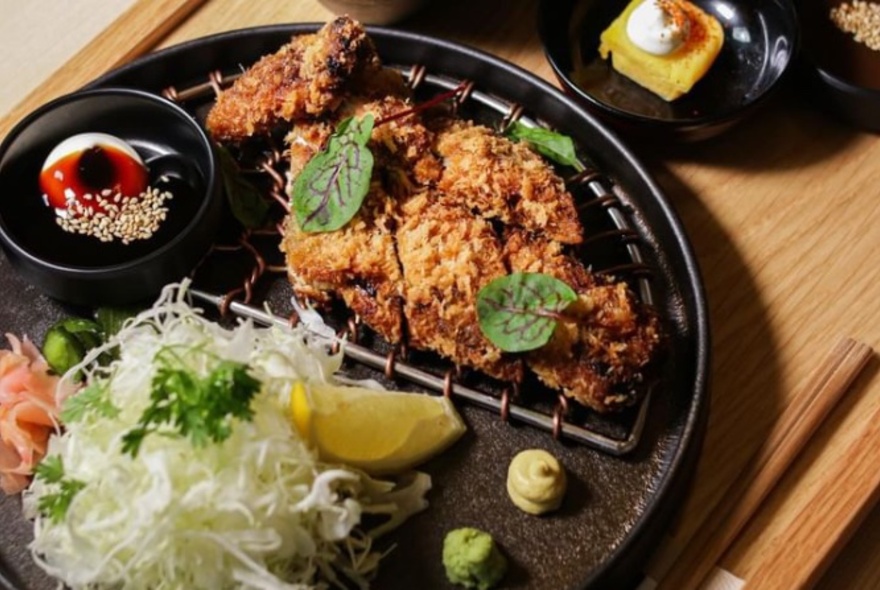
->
[540,0,798,140]
[0,25,710,589]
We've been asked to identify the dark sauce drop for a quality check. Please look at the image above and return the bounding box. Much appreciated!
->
[77,146,116,192]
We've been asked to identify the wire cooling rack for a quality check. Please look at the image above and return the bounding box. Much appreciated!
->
[161,63,661,456]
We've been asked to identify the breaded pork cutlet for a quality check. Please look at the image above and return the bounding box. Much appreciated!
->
[282,96,441,345]
[396,192,523,383]
[287,94,442,191]
[282,183,404,344]
[206,16,378,142]
[433,119,583,245]
[503,229,661,412]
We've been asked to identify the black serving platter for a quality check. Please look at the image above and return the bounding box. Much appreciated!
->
[0,24,710,589]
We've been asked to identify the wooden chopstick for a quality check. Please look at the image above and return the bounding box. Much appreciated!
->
[744,382,880,589]
[652,337,874,590]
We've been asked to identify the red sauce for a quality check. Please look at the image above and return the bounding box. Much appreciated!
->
[40,144,148,215]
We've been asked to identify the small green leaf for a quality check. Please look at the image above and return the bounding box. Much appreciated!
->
[217,145,270,229]
[61,382,119,424]
[476,273,577,353]
[34,456,65,484]
[35,456,85,523]
[291,115,375,233]
[505,121,585,171]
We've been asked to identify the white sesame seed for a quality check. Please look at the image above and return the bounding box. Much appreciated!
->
[831,1,880,51]
[55,185,174,243]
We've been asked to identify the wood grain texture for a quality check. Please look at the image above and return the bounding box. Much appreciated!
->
[0,0,135,115]
[654,338,873,589]
[3,0,880,586]
[743,382,880,590]
[0,0,207,139]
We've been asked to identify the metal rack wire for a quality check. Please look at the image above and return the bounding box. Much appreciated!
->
[162,62,661,456]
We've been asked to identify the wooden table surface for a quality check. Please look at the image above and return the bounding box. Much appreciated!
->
[2,1,880,588]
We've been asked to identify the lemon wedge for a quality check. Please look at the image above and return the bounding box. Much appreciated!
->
[290,381,466,475]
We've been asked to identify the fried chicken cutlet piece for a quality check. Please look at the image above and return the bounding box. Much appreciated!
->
[433,119,583,244]
[396,192,523,382]
[503,229,661,412]
[206,16,378,142]
[281,183,404,344]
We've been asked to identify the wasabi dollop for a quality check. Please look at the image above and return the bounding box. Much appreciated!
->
[442,527,507,590]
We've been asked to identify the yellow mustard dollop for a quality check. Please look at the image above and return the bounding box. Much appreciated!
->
[506,449,567,515]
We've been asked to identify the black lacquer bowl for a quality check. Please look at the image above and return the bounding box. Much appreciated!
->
[0,25,710,589]
[0,88,222,306]
[796,0,880,132]
[539,0,799,141]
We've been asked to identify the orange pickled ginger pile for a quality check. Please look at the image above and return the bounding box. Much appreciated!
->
[0,334,67,494]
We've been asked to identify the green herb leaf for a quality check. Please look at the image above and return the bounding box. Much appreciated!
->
[34,455,65,484]
[121,357,260,457]
[35,456,85,523]
[505,121,585,171]
[217,145,270,229]
[291,115,375,233]
[476,273,577,353]
[61,382,120,424]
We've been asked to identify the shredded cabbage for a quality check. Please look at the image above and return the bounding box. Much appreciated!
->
[23,283,430,589]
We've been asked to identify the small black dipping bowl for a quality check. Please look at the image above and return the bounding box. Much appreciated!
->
[539,0,800,141]
[797,0,880,132]
[0,88,223,306]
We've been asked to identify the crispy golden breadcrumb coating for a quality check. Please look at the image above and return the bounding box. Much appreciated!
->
[396,192,523,382]
[286,94,442,191]
[504,229,661,412]
[206,17,379,142]
[282,183,404,344]
[433,119,583,244]
[216,18,664,411]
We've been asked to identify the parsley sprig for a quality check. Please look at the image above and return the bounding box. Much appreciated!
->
[121,352,260,457]
[61,382,120,424]
[34,456,86,523]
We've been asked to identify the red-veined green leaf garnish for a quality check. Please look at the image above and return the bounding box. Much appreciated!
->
[476,272,577,353]
[291,114,375,233]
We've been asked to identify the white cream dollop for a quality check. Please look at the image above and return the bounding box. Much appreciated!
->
[626,0,690,56]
